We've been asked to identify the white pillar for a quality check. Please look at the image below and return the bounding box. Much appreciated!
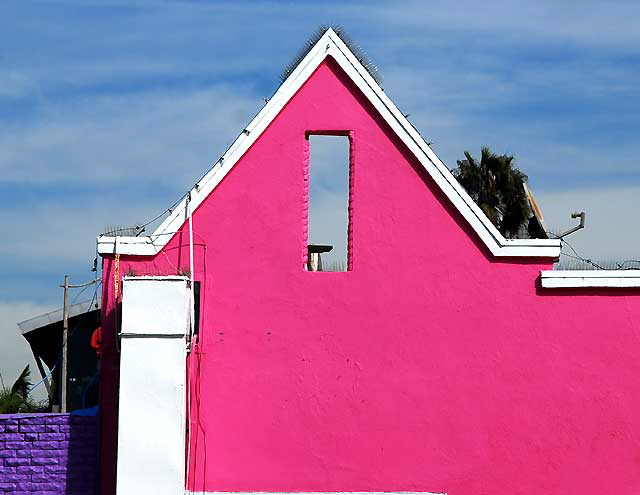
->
[116,276,189,495]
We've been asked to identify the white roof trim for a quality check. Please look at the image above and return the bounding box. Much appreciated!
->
[541,270,640,288]
[98,29,561,258]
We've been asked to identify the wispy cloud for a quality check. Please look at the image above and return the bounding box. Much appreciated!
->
[0,86,260,186]
[364,0,640,49]
[0,300,57,402]
[538,184,640,261]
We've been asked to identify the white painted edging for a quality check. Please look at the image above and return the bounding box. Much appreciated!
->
[117,277,190,495]
[98,28,560,259]
[541,270,640,288]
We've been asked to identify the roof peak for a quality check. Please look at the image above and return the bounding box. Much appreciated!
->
[280,26,382,87]
[98,27,560,259]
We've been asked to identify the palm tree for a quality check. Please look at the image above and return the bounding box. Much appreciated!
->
[452,147,531,239]
[0,365,40,413]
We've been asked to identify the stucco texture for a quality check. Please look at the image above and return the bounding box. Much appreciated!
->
[99,58,640,495]
[0,413,98,494]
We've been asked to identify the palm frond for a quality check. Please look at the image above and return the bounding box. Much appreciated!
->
[451,147,532,239]
[10,365,32,400]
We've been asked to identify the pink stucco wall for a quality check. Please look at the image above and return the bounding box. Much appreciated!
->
[99,58,640,495]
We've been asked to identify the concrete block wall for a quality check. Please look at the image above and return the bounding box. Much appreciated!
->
[0,413,98,494]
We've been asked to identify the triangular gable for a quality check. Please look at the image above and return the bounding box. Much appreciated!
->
[97,29,560,258]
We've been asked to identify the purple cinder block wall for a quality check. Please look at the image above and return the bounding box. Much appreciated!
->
[0,413,98,495]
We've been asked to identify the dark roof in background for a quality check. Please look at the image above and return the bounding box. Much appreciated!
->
[17,298,101,335]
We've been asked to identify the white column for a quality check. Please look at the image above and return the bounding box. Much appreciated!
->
[116,276,189,495]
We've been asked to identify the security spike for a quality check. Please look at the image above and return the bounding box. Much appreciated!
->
[279,25,382,87]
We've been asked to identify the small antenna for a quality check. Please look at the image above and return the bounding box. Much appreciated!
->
[557,211,586,239]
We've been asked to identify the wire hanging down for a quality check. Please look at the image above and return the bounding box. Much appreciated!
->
[560,238,605,270]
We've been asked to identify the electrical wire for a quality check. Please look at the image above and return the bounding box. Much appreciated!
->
[70,280,101,307]
[135,195,186,232]
[185,240,207,489]
[546,230,613,271]
[29,277,102,396]
[97,84,278,244]
[558,240,640,271]
[188,193,195,339]
[28,361,58,395]
[559,238,605,270]
[617,260,640,270]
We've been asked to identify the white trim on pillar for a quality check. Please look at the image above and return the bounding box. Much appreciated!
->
[117,276,190,495]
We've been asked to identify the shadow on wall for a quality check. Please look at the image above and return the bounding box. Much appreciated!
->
[0,413,98,495]
[66,413,99,494]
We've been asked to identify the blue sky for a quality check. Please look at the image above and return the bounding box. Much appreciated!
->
[2,0,640,387]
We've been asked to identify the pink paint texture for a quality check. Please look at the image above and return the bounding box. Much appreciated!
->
[99,58,640,495]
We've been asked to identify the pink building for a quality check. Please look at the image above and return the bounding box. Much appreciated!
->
[97,29,640,495]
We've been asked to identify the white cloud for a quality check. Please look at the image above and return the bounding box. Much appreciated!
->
[1,7,637,270]
[0,300,57,402]
[0,71,33,98]
[309,191,350,267]
[0,1,638,355]
[0,84,268,294]
[0,194,156,265]
[1,0,639,411]
[0,86,260,187]
[365,0,640,49]
[537,184,640,261]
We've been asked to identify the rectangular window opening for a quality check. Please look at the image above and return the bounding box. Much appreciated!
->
[307,133,351,272]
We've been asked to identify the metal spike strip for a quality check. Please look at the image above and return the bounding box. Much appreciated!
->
[279,25,382,87]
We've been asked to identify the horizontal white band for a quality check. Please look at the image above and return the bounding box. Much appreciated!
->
[541,270,640,288]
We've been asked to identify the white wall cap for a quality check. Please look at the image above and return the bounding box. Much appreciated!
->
[121,276,190,336]
[541,270,640,288]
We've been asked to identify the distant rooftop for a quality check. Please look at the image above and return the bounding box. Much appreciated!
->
[17,298,101,335]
